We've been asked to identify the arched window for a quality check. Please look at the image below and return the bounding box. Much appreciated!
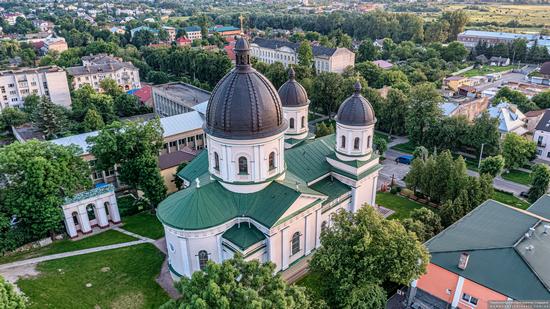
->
[367,136,371,148]
[321,221,327,232]
[86,204,96,220]
[289,118,295,129]
[291,232,300,255]
[340,136,346,148]
[198,250,208,270]
[238,157,248,174]
[214,152,220,171]
[301,116,305,128]
[72,211,79,226]
[269,152,276,170]
[354,137,360,150]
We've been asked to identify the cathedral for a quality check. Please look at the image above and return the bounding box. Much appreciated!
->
[156,37,381,279]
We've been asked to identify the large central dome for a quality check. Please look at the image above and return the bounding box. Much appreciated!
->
[205,37,287,140]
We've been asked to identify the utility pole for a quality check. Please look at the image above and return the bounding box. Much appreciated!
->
[478,143,485,169]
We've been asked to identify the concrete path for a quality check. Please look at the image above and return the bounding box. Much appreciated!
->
[112,226,155,243]
[0,240,147,271]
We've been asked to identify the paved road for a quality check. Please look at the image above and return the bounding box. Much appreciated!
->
[379,138,529,196]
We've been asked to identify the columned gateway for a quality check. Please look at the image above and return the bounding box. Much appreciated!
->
[61,184,121,238]
[157,37,382,280]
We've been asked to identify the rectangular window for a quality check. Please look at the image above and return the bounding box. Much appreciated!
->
[169,141,177,147]
[462,293,478,306]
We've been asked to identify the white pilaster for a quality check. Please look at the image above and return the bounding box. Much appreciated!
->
[315,209,322,248]
[108,195,121,223]
[63,212,78,238]
[78,206,92,233]
[304,214,309,254]
[95,202,109,228]
[281,227,289,270]
[451,276,465,308]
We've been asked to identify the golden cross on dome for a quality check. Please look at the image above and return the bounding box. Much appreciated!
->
[239,14,245,34]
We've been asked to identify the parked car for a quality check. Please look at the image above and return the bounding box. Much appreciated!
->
[395,155,414,165]
[520,191,529,199]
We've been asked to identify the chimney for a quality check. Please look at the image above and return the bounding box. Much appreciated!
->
[529,227,536,237]
[458,252,469,270]
[543,225,550,235]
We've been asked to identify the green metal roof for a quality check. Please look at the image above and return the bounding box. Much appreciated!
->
[222,224,266,251]
[425,199,550,300]
[310,177,350,204]
[157,181,303,230]
[527,194,550,219]
[285,134,335,183]
[178,150,209,184]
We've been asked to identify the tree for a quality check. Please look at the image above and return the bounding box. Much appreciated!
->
[82,108,105,132]
[0,107,28,129]
[309,206,429,308]
[357,39,379,62]
[173,162,187,191]
[501,133,536,170]
[440,42,468,62]
[479,155,505,177]
[315,122,334,137]
[373,136,387,156]
[310,73,344,117]
[380,88,408,136]
[494,87,538,112]
[0,275,26,308]
[441,11,469,41]
[528,164,550,203]
[161,255,311,309]
[405,83,442,146]
[71,85,116,124]
[297,41,313,69]
[88,119,167,208]
[265,62,288,89]
[402,208,442,242]
[0,141,91,244]
[146,70,172,84]
[114,94,149,117]
[532,91,550,109]
[99,78,122,98]
[470,111,501,156]
[31,96,68,139]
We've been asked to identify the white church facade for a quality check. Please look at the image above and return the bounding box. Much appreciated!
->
[156,37,381,279]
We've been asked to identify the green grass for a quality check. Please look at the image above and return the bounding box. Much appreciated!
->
[374,131,390,142]
[501,169,531,186]
[0,230,136,265]
[391,141,416,154]
[492,190,530,210]
[17,244,169,309]
[376,192,429,220]
[122,212,165,240]
[295,271,324,302]
[463,65,516,77]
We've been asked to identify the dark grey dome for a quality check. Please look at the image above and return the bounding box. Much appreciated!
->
[278,67,309,107]
[336,81,376,126]
[205,37,287,140]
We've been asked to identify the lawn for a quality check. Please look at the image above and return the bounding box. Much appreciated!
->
[0,230,136,265]
[122,212,165,240]
[492,190,530,210]
[501,169,531,186]
[463,65,516,77]
[390,141,416,154]
[376,192,429,220]
[17,244,169,309]
[374,131,390,142]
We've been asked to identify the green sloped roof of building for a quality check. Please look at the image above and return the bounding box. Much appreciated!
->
[178,150,210,184]
[222,224,266,251]
[285,134,335,183]
[527,194,550,219]
[431,248,550,300]
[427,200,539,252]
[310,177,350,204]
[425,199,550,300]
[157,180,304,230]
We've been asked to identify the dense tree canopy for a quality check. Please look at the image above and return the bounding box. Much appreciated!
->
[0,275,26,308]
[309,206,429,308]
[161,255,312,309]
[528,164,550,203]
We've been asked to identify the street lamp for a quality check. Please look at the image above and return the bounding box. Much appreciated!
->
[478,143,485,169]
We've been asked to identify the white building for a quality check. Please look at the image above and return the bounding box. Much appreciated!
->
[0,66,71,110]
[533,109,550,162]
[157,38,380,279]
[3,12,24,25]
[487,102,528,136]
[183,26,202,41]
[67,57,141,92]
[251,37,355,74]
[458,30,550,51]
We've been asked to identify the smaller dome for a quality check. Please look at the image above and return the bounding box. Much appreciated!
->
[337,81,376,126]
[278,67,309,107]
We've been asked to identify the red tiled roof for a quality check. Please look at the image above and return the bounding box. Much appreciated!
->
[224,44,236,61]
[176,37,191,44]
[132,85,152,103]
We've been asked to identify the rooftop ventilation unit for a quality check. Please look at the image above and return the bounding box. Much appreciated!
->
[458,252,469,270]
[544,225,550,235]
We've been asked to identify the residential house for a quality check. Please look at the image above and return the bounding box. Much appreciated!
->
[487,102,528,136]
[443,76,471,92]
[532,109,550,162]
[372,60,393,70]
[32,20,54,33]
[489,56,510,67]
[531,61,550,86]
[0,66,71,110]
[409,198,550,308]
[176,37,191,47]
[109,26,126,35]
[130,26,158,38]
[525,109,546,133]
[162,26,176,41]
[3,13,24,25]
[440,97,489,121]
[67,56,140,92]
[251,37,355,74]
[131,84,153,107]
